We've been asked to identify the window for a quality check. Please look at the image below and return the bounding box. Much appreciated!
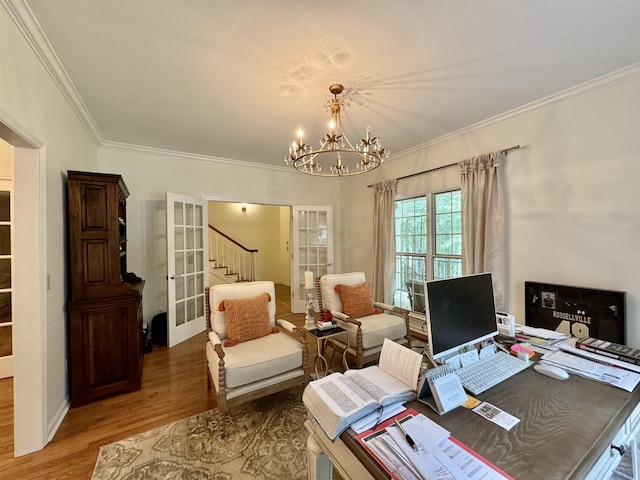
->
[394,190,462,313]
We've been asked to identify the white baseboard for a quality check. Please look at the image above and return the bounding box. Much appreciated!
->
[47,397,70,443]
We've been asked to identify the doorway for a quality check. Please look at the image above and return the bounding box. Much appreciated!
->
[207,201,292,298]
[207,202,334,314]
[0,118,46,456]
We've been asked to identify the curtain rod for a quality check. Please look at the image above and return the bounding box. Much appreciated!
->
[367,144,521,188]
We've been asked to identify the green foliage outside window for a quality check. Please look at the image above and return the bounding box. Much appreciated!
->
[394,190,462,311]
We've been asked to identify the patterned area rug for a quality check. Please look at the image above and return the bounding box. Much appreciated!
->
[91,387,309,480]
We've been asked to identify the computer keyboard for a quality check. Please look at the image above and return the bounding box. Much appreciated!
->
[455,351,530,395]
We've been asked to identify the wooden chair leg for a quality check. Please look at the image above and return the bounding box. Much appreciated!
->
[356,327,364,369]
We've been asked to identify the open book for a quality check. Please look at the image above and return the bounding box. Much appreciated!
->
[302,338,423,440]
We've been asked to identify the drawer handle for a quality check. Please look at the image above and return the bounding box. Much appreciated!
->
[611,444,625,457]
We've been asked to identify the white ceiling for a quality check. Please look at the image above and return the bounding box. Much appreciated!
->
[23,0,640,168]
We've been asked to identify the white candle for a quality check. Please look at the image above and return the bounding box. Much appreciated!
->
[304,271,314,289]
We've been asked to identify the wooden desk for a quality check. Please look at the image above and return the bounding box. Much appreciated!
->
[306,364,640,479]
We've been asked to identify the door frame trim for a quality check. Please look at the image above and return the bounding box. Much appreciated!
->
[5,122,49,455]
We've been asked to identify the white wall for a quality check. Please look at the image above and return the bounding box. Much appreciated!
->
[1,3,100,454]
[340,68,640,348]
[0,138,11,175]
[99,146,341,323]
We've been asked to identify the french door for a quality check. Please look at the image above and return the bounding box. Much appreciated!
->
[291,206,333,313]
[0,181,12,378]
[166,192,209,347]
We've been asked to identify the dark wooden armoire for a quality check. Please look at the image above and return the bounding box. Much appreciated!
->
[66,170,144,407]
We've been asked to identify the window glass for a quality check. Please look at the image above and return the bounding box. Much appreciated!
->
[394,190,462,313]
[0,225,10,255]
[0,292,11,323]
[0,191,9,222]
[0,259,10,289]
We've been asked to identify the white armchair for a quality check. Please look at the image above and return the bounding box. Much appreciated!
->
[205,281,308,411]
[316,272,410,368]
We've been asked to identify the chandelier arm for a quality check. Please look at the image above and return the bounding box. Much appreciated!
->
[336,127,358,152]
[294,151,320,166]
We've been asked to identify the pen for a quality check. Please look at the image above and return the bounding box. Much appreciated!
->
[394,418,418,451]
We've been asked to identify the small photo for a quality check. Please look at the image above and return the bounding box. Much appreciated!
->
[542,291,556,309]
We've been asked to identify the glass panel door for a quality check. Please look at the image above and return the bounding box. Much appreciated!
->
[166,192,208,347]
[0,184,12,379]
[292,206,333,313]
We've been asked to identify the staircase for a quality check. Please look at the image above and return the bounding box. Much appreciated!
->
[209,225,258,286]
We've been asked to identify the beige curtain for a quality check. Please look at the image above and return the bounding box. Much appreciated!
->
[459,151,506,310]
[372,179,397,304]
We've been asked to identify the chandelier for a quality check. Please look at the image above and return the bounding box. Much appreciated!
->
[285,84,389,176]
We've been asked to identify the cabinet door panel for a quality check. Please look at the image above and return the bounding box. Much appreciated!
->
[83,306,129,386]
[81,184,109,230]
[84,240,109,284]
[68,297,142,407]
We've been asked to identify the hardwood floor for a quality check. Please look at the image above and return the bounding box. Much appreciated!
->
[0,283,307,480]
[274,282,295,317]
[0,333,214,479]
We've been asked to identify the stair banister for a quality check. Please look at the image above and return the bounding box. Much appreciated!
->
[208,225,258,282]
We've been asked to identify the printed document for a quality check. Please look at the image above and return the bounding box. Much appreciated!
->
[472,402,521,431]
[541,349,640,391]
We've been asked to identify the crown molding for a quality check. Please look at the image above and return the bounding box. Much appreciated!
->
[102,140,294,173]
[2,0,103,146]
[396,62,640,158]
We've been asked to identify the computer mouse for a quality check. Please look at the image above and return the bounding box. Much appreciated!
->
[534,363,569,380]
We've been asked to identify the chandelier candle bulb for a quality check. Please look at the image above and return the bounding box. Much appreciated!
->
[305,271,314,289]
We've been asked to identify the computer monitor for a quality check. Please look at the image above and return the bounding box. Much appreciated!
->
[425,273,498,362]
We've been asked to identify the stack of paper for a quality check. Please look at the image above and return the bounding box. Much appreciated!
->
[357,411,513,480]
[539,342,640,391]
[514,324,568,352]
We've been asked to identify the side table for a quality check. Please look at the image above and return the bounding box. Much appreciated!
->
[305,326,349,378]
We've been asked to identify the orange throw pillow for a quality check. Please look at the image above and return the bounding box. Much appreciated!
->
[335,282,377,318]
[218,293,278,346]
